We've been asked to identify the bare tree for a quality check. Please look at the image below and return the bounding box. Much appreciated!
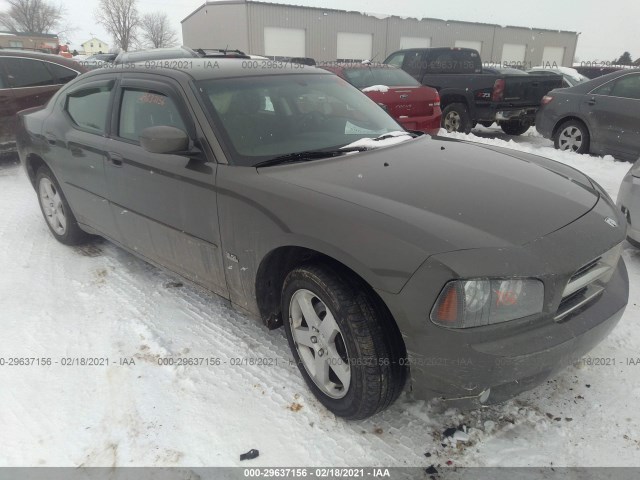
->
[94,0,139,52]
[0,0,64,34]
[140,12,178,49]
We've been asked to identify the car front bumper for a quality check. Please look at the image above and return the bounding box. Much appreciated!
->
[378,195,629,408]
[617,168,640,244]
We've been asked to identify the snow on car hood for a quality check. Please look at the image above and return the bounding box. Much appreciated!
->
[261,136,601,250]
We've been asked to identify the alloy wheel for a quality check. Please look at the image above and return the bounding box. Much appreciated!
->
[289,289,351,399]
[39,177,67,235]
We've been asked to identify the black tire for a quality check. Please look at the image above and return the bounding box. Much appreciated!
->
[500,120,530,136]
[35,165,90,245]
[553,119,590,154]
[281,263,407,420]
[441,103,472,134]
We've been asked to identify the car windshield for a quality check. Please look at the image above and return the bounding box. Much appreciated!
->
[196,73,404,166]
[342,67,420,88]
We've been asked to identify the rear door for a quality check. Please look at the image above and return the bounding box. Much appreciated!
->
[0,58,17,146]
[583,73,640,157]
[43,77,119,238]
[105,75,227,296]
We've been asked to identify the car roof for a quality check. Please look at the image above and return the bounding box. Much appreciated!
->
[323,63,400,70]
[79,57,331,82]
[0,49,87,71]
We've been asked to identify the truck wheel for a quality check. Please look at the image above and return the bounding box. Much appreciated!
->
[36,166,90,245]
[281,263,407,420]
[500,121,530,136]
[441,103,472,134]
[554,120,590,154]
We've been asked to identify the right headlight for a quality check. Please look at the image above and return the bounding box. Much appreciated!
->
[430,278,544,329]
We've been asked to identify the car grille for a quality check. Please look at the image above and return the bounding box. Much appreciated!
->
[555,244,622,322]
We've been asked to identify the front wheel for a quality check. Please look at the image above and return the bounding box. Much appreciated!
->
[282,264,407,420]
[554,120,590,154]
[36,166,89,245]
[441,103,472,134]
[500,120,530,136]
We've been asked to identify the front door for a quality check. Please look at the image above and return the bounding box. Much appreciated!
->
[583,72,640,158]
[104,76,227,297]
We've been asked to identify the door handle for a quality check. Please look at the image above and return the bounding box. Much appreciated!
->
[588,97,596,106]
[107,152,123,167]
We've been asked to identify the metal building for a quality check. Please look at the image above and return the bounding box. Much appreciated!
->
[181,1,579,67]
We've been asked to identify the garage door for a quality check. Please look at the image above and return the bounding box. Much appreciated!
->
[542,46,566,67]
[400,36,431,49]
[264,27,306,57]
[454,40,482,53]
[337,32,373,61]
[501,43,527,65]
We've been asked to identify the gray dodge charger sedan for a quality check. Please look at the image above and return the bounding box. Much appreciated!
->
[17,59,629,419]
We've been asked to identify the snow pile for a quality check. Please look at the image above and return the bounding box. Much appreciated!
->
[362,85,390,93]
[341,131,414,150]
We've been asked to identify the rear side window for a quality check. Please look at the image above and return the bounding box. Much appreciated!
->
[610,74,640,100]
[118,89,187,142]
[47,63,78,84]
[66,85,112,133]
[3,58,55,88]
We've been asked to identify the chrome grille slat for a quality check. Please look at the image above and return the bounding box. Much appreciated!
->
[555,244,622,322]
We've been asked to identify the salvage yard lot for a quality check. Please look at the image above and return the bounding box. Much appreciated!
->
[1,129,639,468]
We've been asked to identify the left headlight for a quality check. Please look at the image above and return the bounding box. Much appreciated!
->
[430,278,544,329]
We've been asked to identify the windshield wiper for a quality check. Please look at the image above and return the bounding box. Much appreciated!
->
[254,147,367,168]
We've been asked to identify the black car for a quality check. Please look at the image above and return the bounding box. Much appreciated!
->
[16,59,629,419]
[536,69,640,161]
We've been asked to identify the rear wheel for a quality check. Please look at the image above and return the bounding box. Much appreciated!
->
[554,120,590,154]
[36,166,89,245]
[441,103,472,134]
[282,264,406,420]
[500,120,530,136]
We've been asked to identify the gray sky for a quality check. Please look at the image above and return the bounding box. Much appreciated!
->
[2,0,637,61]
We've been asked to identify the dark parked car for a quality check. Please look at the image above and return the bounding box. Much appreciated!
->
[526,67,589,88]
[383,47,563,135]
[17,59,629,419]
[321,63,441,135]
[0,50,86,154]
[575,65,624,79]
[618,160,640,248]
[536,69,640,161]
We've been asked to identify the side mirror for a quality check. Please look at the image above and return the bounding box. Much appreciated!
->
[139,126,190,154]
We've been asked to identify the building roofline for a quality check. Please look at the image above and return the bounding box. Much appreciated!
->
[0,30,59,38]
[181,0,577,34]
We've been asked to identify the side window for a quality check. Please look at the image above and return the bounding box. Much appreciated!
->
[66,85,112,133]
[610,74,640,100]
[3,58,55,88]
[402,51,425,78]
[386,52,405,68]
[47,63,79,84]
[592,81,613,96]
[118,89,187,142]
[0,60,5,89]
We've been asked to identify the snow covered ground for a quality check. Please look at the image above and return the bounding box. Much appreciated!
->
[1,127,639,470]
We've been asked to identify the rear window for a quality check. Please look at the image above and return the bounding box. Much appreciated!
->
[343,67,420,88]
[3,58,55,88]
[66,85,112,133]
[425,49,481,74]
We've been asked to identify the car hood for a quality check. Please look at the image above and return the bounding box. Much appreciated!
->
[259,136,600,253]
